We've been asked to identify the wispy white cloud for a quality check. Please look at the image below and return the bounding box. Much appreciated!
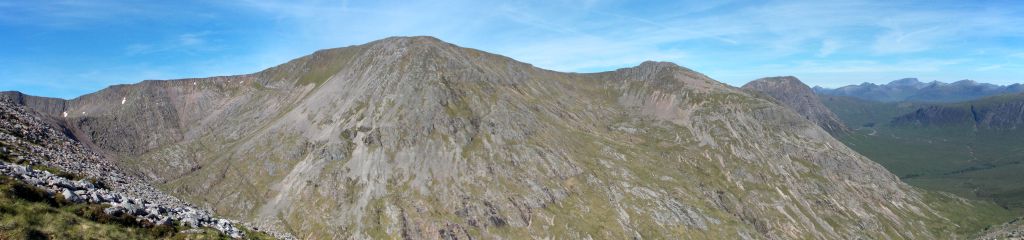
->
[0,1,209,27]
[123,31,216,56]
[791,59,968,74]
[817,39,842,57]
[871,26,943,54]
[976,64,1004,71]
[178,32,207,46]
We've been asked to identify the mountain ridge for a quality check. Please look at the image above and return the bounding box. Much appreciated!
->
[1,36,1012,239]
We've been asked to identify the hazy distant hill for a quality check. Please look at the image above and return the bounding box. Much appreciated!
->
[814,78,1024,103]
[2,36,1012,239]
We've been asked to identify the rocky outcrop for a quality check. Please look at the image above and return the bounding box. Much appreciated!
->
[743,76,850,134]
[977,217,1024,240]
[0,161,244,237]
[0,91,67,117]
[3,36,1009,239]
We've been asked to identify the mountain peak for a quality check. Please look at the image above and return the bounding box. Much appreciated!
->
[951,79,978,85]
[372,35,450,46]
[358,35,462,55]
[753,76,801,84]
[742,76,850,134]
[888,78,921,85]
[637,60,680,68]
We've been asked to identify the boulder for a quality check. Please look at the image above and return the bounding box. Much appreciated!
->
[61,188,82,203]
[74,180,94,189]
[104,206,125,216]
[180,215,200,228]
[89,192,101,203]
[122,203,144,216]
[103,193,120,202]
[23,178,42,186]
[48,178,72,189]
[11,165,27,175]
[156,217,172,226]
[146,206,163,215]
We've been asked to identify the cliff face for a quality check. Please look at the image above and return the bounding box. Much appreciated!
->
[742,76,850,134]
[2,36,1008,239]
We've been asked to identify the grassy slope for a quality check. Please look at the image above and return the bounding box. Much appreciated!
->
[821,95,1024,213]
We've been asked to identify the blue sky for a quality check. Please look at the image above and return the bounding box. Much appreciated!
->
[1,0,1022,99]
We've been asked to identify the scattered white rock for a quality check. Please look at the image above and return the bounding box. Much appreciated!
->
[1,161,249,238]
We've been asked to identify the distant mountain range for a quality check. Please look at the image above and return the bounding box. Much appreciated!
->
[814,78,1024,103]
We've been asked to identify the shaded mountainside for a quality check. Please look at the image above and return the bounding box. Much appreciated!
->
[891,93,1024,129]
[815,78,1024,103]
[817,95,926,129]
[2,36,1013,239]
[742,76,849,134]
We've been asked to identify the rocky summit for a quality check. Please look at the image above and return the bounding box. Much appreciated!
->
[1,36,1012,239]
[742,76,850,134]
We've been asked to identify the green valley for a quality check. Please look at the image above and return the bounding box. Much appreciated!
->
[821,94,1024,212]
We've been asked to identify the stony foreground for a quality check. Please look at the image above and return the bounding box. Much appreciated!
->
[0,99,292,239]
[0,160,244,237]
